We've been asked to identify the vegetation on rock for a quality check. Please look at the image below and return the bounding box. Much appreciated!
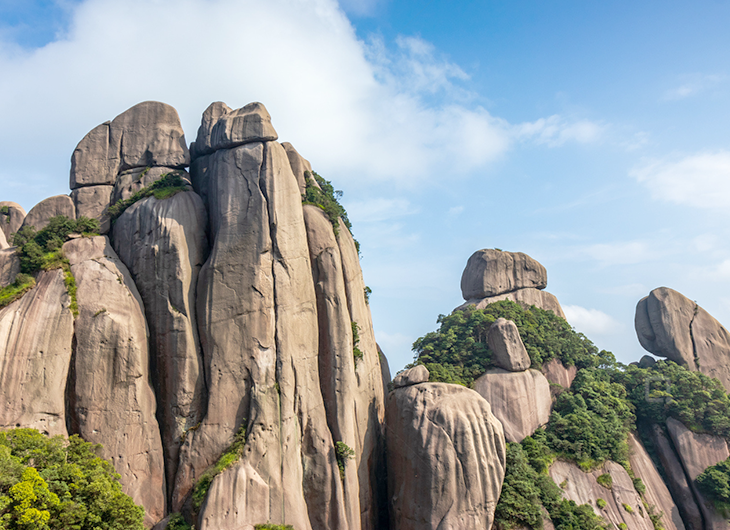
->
[254,524,295,530]
[301,171,352,237]
[351,321,363,365]
[0,273,35,309]
[696,456,730,517]
[107,172,188,222]
[0,428,144,529]
[334,441,355,481]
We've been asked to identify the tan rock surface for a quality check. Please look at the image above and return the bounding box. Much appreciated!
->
[541,358,577,395]
[112,190,208,500]
[71,185,113,234]
[550,460,654,530]
[666,417,729,529]
[193,101,277,156]
[282,141,313,194]
[627,432,686,530]
[0,201,26,241]
[458,287,566,319]
[392,365,430,388]
[21,195,75,230]
[0,270,74,436]
[386,382,506,530]
[198,462,270,530]
[0,249,19,288]
[69,121,118,187]
[488,318,531,371]
[0,229,6,250]
[111,167,192,204]
[460,249,547,300]
[473,368,551,443]
[64,236,165,527]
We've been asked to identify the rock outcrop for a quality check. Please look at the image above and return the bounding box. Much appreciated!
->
[488,318,531,371]
[0,249,18,289]
[392,365,430,388]
[457,249,565,318]
[386,380,506,530]
[541,358,577,396]
[636,287,730,392]
[0,201,26,241]
[473,368,551,442]
[21,195,75,231]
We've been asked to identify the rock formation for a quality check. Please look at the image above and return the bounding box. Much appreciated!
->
[0,249,18,288]
[488,318,531,371]
[457,248,565,318]
[21,195,75,231]
[386,372,506,530]
[636,287,730,392]
[392,365,429,388]
[0,201,26,242]
[541,358,577,396]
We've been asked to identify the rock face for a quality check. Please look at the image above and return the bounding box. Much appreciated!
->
[488,318,531,371]
[0,201,26,241]
[21,195,75,231]
[457,249,565,318]
[541,358,577,395]
[550,460,655,530]
[0,269,74,436]
[665,418,729,530]
[386,382,506,530]
[192,101,278,156]
[473,368,551,442]
[636,287,730,392]
[392,365,430,388]
[627,433,686,530]
[64,236,166,526]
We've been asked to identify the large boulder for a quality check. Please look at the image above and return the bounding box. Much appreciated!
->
[21,195,75,231]
[70,101,190,189]
[112,190,208,501]
[0,201,26,241]
[666,417,729,529]
[457,287,566,319]
[71,185,113,234]
[635,287,730,392]
[473,368,551,442]
[488,318,531,371]
[392,365,430,388]
[627,433,686,530]
[0,269,75,436]
[461,249,547,299]
[386,382,506,530]
[192,101,278,157]
[550,460,654,530]
[64,236,165,526]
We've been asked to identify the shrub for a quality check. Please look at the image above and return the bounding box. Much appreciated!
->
[351,321,363,365]
[596,498,607,509]
[301,171,351,237]
[633,477,646,495]
[334,441,355,480]
[0,273,36,309]
[107,172,188,222]
[0,428,144,529]
[596,473,613,489]
[696,456,730,516]
[619,524,628,530]
[166,512,192,530]
[192,423,247,511]
[254,525,294,530]
[622,503,634,513]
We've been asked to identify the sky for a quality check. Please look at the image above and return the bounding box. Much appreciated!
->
[1,0,730,372]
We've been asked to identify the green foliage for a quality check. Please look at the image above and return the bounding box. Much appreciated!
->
[696,456,730,516]
[619,523,628,530]
[351,321,363,365]
[622,503,634,513]
[165,512,191,530]
[546,369,634,469]
[0,206,9,215]
[254,525,294,530]
[301,171,352,237]
[62,262,78,318]
[0,428,144,529]
[615,360,730,438]
[107,172,188,222]
[192,423,247,511]
[596,473,613,489]
[334,442,355,481]
[596,498,607,509]
[633,477,646,495]
[411,302,614,387]
[364,286,371,304]
[0,274,35,309]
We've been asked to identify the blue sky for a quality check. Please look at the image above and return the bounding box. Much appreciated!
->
[1,0,730,372]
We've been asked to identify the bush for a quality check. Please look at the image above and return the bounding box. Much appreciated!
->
[0,273,36,309]
[334,442,355,480]
[696,456,730,515]
[351,321,363,365]
[0,428,144,529]
[301,171,352,237]
[596,473,613,489]
[596,498,607,509]
[622,503,634,513]
[254,525,294,530]
[166,512,191,530]
[107,172,188,222]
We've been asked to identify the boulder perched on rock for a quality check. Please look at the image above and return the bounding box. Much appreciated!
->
[473,368,551,442]
[386,382,506,530]
[392,365,430,388]
[488,318,531,371]
[0,201,26,241]
[635,287,730,392]
[192,101,278,157]
[21,195,76,231]
[457,249,565,318]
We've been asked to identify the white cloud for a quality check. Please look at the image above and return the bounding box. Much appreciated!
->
[631,151,730,209]
[662,74,725,101]
[563,305,621,336]
[516,114,604,147]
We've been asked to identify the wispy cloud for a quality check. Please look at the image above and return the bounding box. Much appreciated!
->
[579,241,654,266]
[662,74,726,101]
[345,197,417,223]
[516,115,604,147]
[631,151,730,209]
[563,305,622,335]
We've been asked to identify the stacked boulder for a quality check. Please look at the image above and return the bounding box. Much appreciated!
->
[457,248,565,318]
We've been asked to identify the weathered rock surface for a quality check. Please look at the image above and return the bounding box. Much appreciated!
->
[112,190,208,501]
[386,382,506,530]
[636,287,730,392]
[282,141,313,194]
[0,269,74,436]
[379,345,392,391]
[461,249,547,299]
[392,365,430,388]
[70,102,190,189]
[64,236,165,526]
[488,318,530,371]
[473,368,551,443]
[666,417,729,530]
[0,249,19,289]
[639,355,657,368]
[0,229,7,250]
[550,460,655,530]
[111,167,192,204]
[21,195,76,230]
[198,462,270,530]
[628,432,686,530]
[651,424,704,530]
[541,358,577,395]
[458,287,566,319]
[71,185,113,234]
[0,201,26,241]
[193,101,278,156]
